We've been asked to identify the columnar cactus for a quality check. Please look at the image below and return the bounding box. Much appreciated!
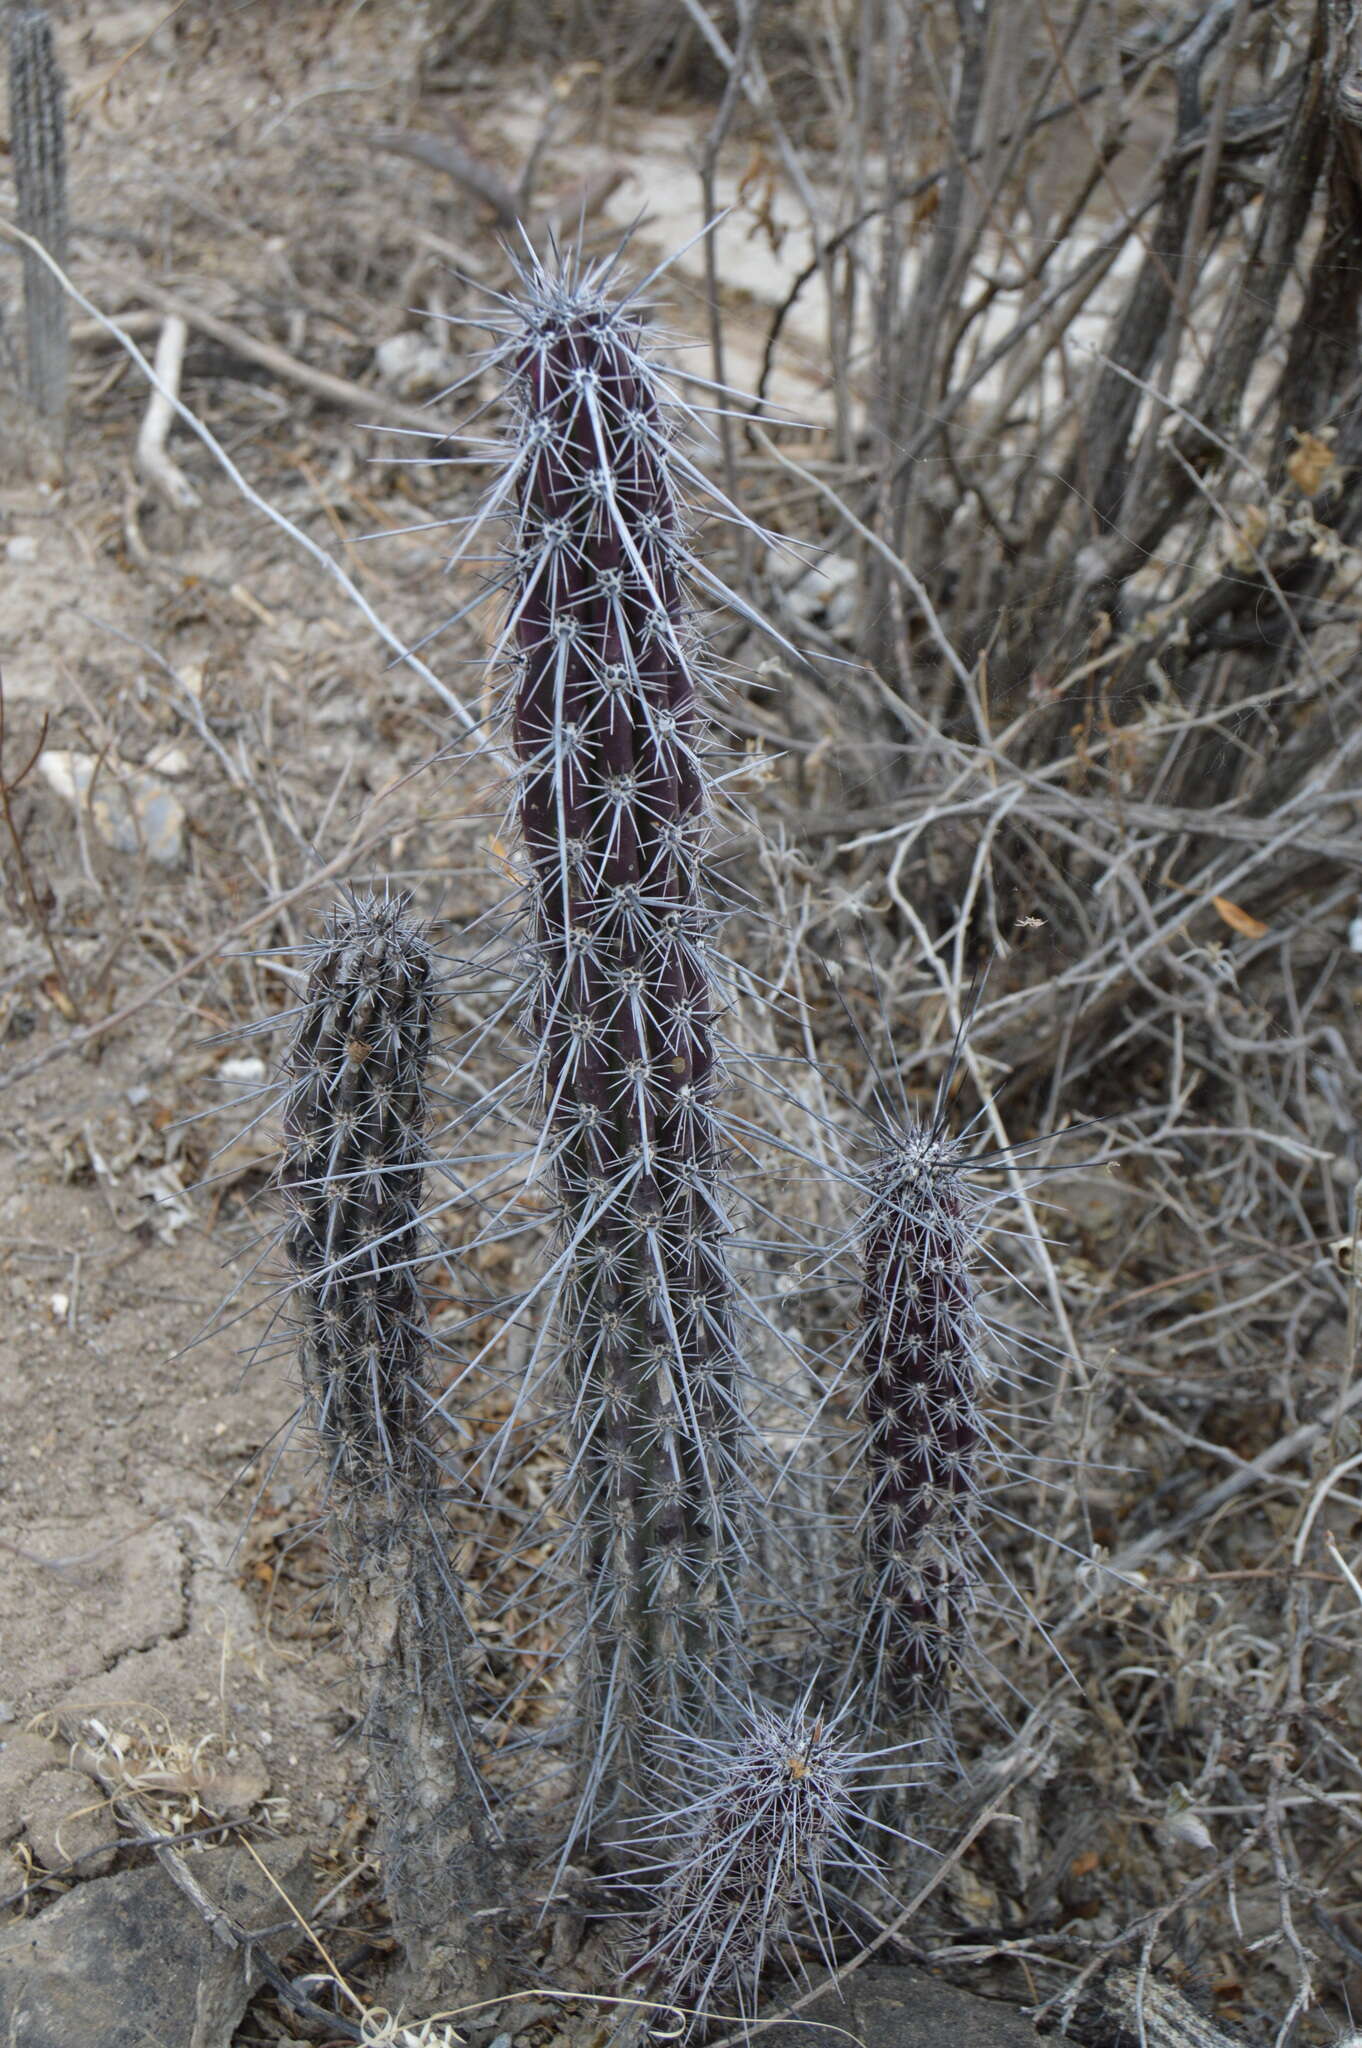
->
[856,1117,986,1726]
[630,1695,883,2032]
[8,6,68,439]
[279,892,504,2007]
[479,252,759,1838]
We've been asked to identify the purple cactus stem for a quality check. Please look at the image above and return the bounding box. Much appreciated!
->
[858,1120,985,1722]
[489,252,755,1834]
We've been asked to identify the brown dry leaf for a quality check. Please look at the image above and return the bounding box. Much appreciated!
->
[1227,502,1270,567]
[1212,895,1268,940]
[1286,428,1336,497]
[39,973,79,1023]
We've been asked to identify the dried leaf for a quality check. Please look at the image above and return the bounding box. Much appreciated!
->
[1226,502,1270,568]
[1212,895,1268,940]
[1286,428,1336,497]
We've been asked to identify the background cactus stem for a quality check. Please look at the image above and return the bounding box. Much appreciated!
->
[8,6,69,442]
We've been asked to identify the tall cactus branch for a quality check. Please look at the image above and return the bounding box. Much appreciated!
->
[478,253,760,1840]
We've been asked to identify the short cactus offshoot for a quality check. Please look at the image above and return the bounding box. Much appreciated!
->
[856,1114,987,1730]
[628,1695,901,2033]
[460,250,771,1838]
[278,892,504,2008]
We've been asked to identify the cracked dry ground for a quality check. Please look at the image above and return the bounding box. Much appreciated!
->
[0,1037,361,1906]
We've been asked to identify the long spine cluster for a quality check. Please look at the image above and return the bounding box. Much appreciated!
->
[631,1697,872,2032]
[280,893,501,2005]
[857,1122,986,1725]
[8,7,68,438]
[499,262,750,1825]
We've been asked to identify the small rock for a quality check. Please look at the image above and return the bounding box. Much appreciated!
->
[22,1766,120,1878]
[6,536,39,565]
[0,1838,318,2048]
[759,1968,1042,2048]
[198,1744,270,1816]
[783,550,857,633]
[374,330,457,397]
[37,750,185,867]
[216,1055,267,1086]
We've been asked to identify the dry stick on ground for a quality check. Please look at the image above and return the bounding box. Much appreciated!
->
[1054,1374,1362,1641]
[127,279,442,436]
[0,823,394,1097]
[9,5,69,443]
[695,0,764,526]
[135,316,200,510]
[0,223,489,743]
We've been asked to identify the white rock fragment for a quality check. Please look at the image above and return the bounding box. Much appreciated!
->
[783,550,857,632]
[144,743,192,779]
[132,1164,193,1239]
[374,330,457,397]
[6,535,39,565]
[1162,1786,1214,1852]
[216,1056,267,1087]
[37,750,186,867]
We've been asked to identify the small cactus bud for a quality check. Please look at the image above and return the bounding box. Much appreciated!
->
[630,1694,894,2032]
